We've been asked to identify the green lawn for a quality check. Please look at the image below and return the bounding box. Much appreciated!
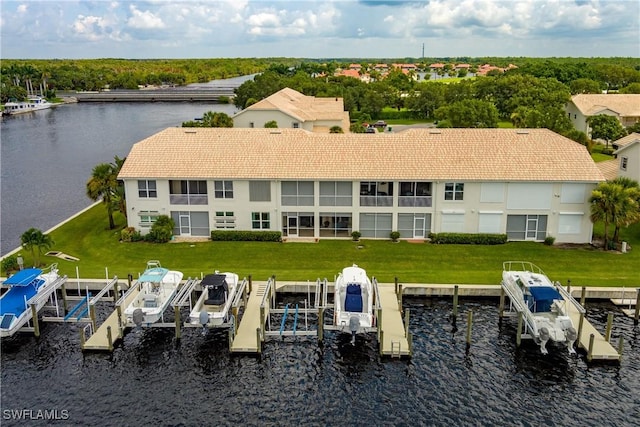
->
[22,204,640,286]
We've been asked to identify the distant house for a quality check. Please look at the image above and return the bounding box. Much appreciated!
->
[118,128,603,244]
[613,133,640,183]
[565,94,640,136]
[334,68,371,83]
[232,87,350,133]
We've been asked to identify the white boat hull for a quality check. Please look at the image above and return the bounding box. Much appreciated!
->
[124,270,183,326]
[188,273,238,327]
[334,265,375,335]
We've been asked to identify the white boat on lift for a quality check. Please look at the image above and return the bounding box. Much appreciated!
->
[124,261,183,327]
[0,264,61,337]
[188,271,239,331]
[3,96,53,115]
[501,261,577,354]
[334,264,375,344]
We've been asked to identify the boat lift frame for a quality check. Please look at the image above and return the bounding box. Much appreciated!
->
[11,271,68,337]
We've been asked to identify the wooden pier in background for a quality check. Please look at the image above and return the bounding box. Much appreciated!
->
[82,287,140,351]
[377,284,411,357]
[230,281,269,353]
[565,299,620,361]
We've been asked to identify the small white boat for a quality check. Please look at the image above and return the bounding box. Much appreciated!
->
[501,261,577,354]
[3,96,53,115]
[188,272,239,331]
[124,261,183,327]
[334,264,375,343]
[0,264,61,337]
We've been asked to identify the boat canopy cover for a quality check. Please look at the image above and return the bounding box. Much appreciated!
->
[4,268,42,287]
[345,284,363,313]
[139,267,169,283]
[529,286,561,312]
[203,274,228,305]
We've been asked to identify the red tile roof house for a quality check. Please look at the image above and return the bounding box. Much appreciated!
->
[232,87,351,134]
[565,94,640,136]
[118,128,603,244]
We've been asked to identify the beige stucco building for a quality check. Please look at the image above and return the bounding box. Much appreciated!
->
[566,94,640,136]
[232,87,350,133]
[118,128,605,244]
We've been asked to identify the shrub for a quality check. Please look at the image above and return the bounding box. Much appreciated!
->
[211,230,282,242]
[1,256,18,275]
[390,231,401,242]
[351,231,361,241]
[544,236,556,246]
[428,233,508,245]
[120,227,142,242]
[146,215,174,243]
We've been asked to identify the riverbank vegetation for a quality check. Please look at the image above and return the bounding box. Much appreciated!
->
[14,204,638,286]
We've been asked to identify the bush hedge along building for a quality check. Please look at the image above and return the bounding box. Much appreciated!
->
[118,127,604,243]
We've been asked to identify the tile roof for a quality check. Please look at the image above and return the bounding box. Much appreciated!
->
[613,132,640,148]
[570,94,640,116]
[596,159,619,181]
[234,87,346,122]
[118,128,605,183]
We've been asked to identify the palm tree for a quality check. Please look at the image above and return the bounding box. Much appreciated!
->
[20,228,54,267]
[610,177,640,243]
[86,162,118,229]
[589,181,640,249]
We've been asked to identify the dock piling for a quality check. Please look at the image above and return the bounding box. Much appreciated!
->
[605,312,614,342]
[31,304,40,337]
[404,308,410,338]
[587,333,595,362]
[580,286,586,307]
[466,310,473,350]
[618,336,624,360]
[453,285,459,319]
[174,306,181,340]
[318,307,324,343]
[634,289,640,325]
[516,311,523,347]
[397,284,403,312]
[106,326,113,352]
[248,275,252,294]
[60,282,68,312]
[499,288,504,319]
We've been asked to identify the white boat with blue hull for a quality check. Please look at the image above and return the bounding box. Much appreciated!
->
[188,271,239,332]
[0,264,62,337]
[124,261,183,327]
[334,264,376,344]
[501,261,578,354]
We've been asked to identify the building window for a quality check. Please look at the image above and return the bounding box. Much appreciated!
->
[444,182,464,201]
[282,212,315,237]
[138,180,157,198]
[252,212,270,229]
[506,214,547,241]
[249,181,271,202]
[293,122,300,129]
[359,213,392,238]
[281,181,314,206]
[249,122,254,128]
[214,211,235,229]
[399,182,432,207]
[360,182,393,207]
[320,181,352,206]
[319,213,352,237]
[214,181,233,199]
[621,156,628,171]
[169,180,208,205]
[138,211,160,228]
[170,211,210,236]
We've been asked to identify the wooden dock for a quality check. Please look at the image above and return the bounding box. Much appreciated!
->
[82,287,140,351]
[230,282,268,353]
[377,284,410,357]
[565,300,620,361]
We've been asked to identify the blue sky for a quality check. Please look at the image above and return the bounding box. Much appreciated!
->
[1,1,638,59]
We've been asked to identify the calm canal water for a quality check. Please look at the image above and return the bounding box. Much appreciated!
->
[0,101,238,255]
[1,298,638,426]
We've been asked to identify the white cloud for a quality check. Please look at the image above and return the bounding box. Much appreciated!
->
[127,5,165,30]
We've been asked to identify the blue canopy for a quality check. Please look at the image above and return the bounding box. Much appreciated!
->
[4,268,42,287]
[529,286,561,302]
[139,267,169,283]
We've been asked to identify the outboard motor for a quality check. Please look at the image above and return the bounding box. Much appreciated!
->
[539,327,550,355]
[199,311,209,336]
[132,308,144,331]
[565,327,578,354]
[349,316,360,345]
